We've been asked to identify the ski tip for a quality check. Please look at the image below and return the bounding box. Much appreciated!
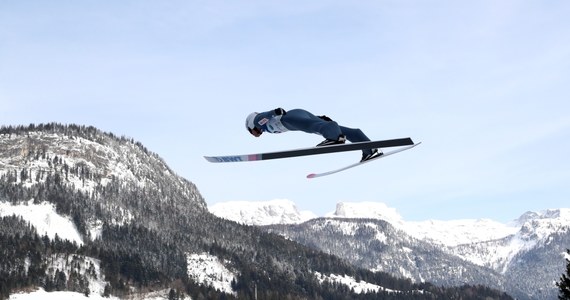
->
[306,173,317,179]
[204,156,218,163]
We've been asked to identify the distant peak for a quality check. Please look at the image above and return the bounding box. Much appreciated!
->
[328,202,404,224]
[209,199,317,226]
[514,208,570,225]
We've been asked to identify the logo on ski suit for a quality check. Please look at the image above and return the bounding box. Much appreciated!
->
[258,116,289,133]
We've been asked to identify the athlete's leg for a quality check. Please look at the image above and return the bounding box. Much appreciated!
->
[339,126,375,156]
[339,126,370,143]
[281,109,343,140]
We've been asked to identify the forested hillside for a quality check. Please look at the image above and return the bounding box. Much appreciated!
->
[0,124,512,299]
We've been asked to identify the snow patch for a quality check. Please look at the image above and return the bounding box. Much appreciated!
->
[44,254,107,296]
[187,252,237,295]
[9,289,118,300]
[0,200,83,245]
[315,272,383,294]
[87,219,103,241]
[312,219,358,236]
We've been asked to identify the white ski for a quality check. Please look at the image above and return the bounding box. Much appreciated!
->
[306,142,421,179]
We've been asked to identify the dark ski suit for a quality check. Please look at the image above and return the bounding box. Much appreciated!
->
[252,108,374,156]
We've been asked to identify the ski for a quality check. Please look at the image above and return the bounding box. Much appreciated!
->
[307,142,421,179]
[204,137,415,163]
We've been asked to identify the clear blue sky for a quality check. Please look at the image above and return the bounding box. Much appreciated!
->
[1,1,569,222]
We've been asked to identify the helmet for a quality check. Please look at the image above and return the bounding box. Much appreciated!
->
[245,112,258,132]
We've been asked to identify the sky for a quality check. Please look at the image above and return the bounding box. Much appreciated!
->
[1,1,569,222]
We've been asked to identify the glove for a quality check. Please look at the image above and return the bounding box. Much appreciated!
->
[274,108,287,115]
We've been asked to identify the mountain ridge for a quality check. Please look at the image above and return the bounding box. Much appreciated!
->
[210,199,568,248]
[209,199,317,226]
[210,200,570,299]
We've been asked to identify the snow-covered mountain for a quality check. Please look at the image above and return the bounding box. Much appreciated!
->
[209,199,317,225]
[328,202,519,246]
[3,124,510,299]
[210,200,570,299]
[328,202,570,273]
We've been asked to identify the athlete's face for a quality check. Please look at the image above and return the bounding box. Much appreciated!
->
[249,127,262,137]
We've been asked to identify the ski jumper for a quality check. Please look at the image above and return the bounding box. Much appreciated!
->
[253,108,374,156]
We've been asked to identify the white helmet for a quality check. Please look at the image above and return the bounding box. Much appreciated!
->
[245,112,258,132]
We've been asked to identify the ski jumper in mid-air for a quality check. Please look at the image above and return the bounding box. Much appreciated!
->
[245,108,383,162]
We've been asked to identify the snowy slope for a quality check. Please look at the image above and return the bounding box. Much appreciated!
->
[7,254,112,299]
[0,200,84,245]
[9,289,118,300]
[327,202,570,275]
[9,289,175,300]
[209,199,317,225]
[186,253,237,295]
[451,208,570,272]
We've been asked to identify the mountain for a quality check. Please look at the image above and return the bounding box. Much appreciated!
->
[211,201,570,299]
[0,123,513,300]
[209,199,317,226]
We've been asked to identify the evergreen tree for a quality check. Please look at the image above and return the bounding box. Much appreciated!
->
[558,249,570,300]
[168,289,177,300]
